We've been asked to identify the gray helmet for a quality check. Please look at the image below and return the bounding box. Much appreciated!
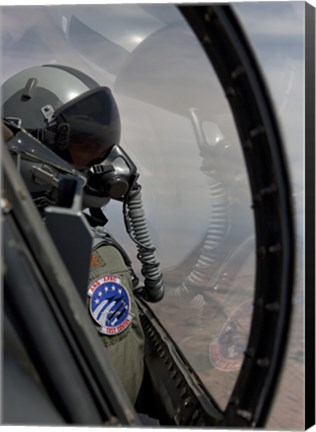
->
[2,64,121,168]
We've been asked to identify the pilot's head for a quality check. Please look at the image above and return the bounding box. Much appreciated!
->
[2,64,121,169]
[2,65,137,209]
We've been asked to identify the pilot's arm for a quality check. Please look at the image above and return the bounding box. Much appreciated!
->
[87,235,145,404]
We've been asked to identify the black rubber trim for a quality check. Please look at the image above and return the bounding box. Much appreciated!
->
[305,3,315,429]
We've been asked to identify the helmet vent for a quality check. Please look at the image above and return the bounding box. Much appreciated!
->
[22,78,38,100]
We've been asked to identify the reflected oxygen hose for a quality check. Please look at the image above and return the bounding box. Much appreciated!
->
[123,183,165,302]
[170,173,230,300]
[180,175,230,295]
[170,108,231,298]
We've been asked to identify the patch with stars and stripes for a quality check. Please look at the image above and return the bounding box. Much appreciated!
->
[88,275,133,335]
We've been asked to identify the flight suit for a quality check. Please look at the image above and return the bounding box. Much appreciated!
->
[2,122,145,405]
[88,236,145,404]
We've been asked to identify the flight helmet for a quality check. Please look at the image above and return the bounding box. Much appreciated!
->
[2,64,121,168]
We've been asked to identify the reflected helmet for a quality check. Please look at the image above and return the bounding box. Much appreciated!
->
[2,64,121,168]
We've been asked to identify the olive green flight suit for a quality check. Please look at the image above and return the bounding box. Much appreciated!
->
[88,242,145,404]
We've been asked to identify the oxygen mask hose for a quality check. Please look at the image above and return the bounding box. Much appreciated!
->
[124,184,165,302]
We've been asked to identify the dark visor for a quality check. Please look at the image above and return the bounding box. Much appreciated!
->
[54,87,121,167]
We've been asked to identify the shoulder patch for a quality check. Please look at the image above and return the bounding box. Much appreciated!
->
[209,298,252,371]
[90,251,105,269]
[88,275,133,336]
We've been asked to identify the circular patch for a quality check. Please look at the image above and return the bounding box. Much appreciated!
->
[88,275,133,335]
[209,298,253,371]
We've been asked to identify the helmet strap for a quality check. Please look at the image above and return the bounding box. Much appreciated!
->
[28,122,70,162]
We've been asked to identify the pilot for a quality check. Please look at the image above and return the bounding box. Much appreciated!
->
[1,65,145,405]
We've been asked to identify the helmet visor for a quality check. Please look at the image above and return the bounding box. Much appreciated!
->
[55,87,121,167]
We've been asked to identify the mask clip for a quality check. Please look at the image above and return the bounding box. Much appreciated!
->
[41,104,55,123]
